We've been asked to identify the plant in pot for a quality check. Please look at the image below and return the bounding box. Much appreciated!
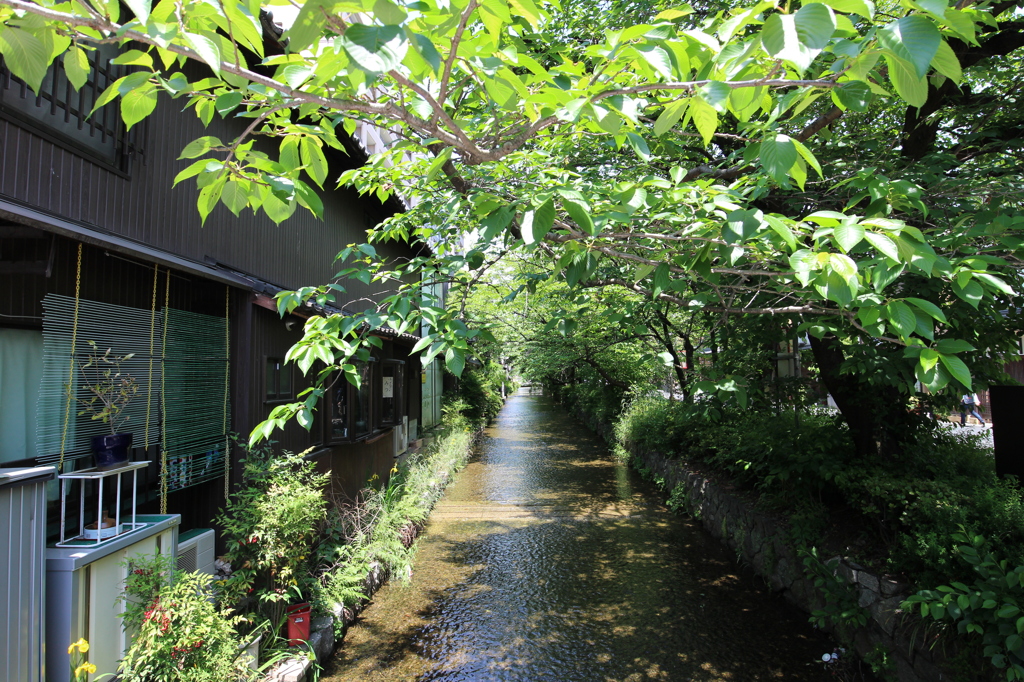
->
[66,340,139,470]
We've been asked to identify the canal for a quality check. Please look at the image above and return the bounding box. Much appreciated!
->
[323,390,832,681]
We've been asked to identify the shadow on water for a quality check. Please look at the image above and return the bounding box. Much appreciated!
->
[322,392,833,681]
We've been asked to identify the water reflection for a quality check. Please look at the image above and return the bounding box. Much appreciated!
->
[323,391,830,681]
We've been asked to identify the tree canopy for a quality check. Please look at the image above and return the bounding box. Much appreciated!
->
[4,0,1023,447]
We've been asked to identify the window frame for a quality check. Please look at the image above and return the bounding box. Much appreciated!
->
[264,356,294,404]
[378,359,405,428]
[326,357,378,444]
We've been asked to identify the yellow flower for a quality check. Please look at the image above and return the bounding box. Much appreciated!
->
[68,638,89,654]
[75,662,97,676]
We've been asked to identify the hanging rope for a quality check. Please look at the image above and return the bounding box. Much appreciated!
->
[160,268,170,514]
[58,243,83,474]
[144,262,158,457]
[223,285,231,501]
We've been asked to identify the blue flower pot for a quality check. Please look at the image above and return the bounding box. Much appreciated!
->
[91,433,133,470]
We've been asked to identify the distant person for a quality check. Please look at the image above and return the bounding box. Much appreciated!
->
[960,393,986,427]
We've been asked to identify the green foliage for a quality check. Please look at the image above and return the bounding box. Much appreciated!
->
[613,393,1024,590]
[904,531,1024,680]
[308,413,473,618]
[216,444,328,631]
[802,548,869,630]
[119,552,177,634]
[118,572,252,682]
[448,359,507,427]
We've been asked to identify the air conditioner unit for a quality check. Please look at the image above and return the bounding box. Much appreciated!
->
[176,528,216,576]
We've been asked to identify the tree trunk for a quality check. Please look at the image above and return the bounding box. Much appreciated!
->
[808,334,905,459]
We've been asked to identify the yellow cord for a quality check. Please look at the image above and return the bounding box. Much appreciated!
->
[160,268,170,514]
[223,285,231,501]
[58,243,83,474]
[145,262,158,455]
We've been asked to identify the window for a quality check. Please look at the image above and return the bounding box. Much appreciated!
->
[0,44,143,172]
[329,359,376,442]
[265,358,293,402]
[379,359,405,426]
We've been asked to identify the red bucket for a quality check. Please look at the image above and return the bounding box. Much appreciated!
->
[286,603,311,646]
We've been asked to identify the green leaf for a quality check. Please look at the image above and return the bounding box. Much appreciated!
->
[178,136,222,160]
[833,81,872,111]
[761,12,816,73]
[184,32,222,75]
[220,180,248,216]
[811,0,874,17]
[939,352,972,389]
[905,297,947,323]
[654,99,687,137]
[935,339,976,353]
[215,91,244,117]
[689,96,717,145]
[760,134,798,183]
[522,198,555,245]
[953,279,984,309]
[930,40,961,84]
[63,47,90,91]
[864,231,900,261]
[120,86,158,130]
[833,222,865,252]
[373,0,408,24]
[341,24,408,74]
[974,272,1016,296]
[637,43,674,79]
[723,209,761,244]
[794,3,836,49]
[0,27,50,94]
[697,81,731,112]
[885,54,929,108]
[445,347,466,377]
[563,198,596,235]
[123,0,152,23]
[300,137,329,187]
[625,132,651,160]
[887,300,916,337]
[879,15,941,80]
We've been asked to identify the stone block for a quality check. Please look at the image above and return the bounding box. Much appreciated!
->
[858,586,878,609]
[309,628,334,662]
[311,615,333,633]
[895,654,919,682]
[913,652,946,682]
[881,578,908,597]
[857,570,880,594]
[266,656,312,682]
[869,596,903,636]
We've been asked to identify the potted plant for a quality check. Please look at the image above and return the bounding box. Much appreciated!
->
[66,340,139,470]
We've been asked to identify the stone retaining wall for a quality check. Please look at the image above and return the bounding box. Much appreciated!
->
[570,402,967,682]
[629,445,956,681]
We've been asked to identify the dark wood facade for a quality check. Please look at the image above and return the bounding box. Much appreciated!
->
[0,71,430,540]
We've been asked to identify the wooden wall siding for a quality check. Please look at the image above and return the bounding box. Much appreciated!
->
[0,235,226,324]
[324,432,397,501]
[239,305,321,455]
[0,91,416,301]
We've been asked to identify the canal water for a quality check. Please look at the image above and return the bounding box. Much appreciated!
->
[322,390,832,681]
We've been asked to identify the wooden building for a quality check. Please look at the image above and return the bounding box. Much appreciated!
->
[0,52,440,542]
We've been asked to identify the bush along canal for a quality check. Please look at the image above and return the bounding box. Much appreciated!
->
[322,390,835,681]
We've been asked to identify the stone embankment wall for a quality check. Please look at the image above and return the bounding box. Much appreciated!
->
[571,405,958,682]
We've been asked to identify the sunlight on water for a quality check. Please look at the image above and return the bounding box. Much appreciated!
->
[322,390,830,681]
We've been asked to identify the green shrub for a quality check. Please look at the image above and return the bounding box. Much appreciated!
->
[904,530,1024,680]
[118,572,251,682]
[216,444,328,630]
